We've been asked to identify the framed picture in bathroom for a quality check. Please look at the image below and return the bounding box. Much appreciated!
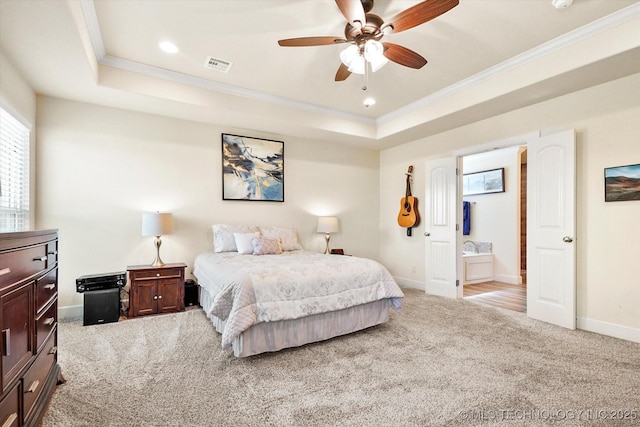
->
[463,168,505,196]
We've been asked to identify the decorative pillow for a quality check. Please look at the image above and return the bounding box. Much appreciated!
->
[212,224,259,252]
[234,232,260,255]
[252,237,283,255]
[259,226,302,251]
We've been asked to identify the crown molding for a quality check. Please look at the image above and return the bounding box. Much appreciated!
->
[79,0,374,126]
[377,2,640,125]
[79,0,640,133]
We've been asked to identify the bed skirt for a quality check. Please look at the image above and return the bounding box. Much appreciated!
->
[199,286,391,357]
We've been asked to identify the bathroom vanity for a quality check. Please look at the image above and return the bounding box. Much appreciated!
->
[463,252,494,285]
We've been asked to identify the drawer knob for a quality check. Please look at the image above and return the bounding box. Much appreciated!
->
[0,268,10,276]
[49,346,58,355]
[156,273,160,277]
[153,296,158,300]
[48,250,58,255]
[33,256,47,262]
[43,317,56,326]
[2,413,18,427]
[44,283,56,290]
[26,380,40,393]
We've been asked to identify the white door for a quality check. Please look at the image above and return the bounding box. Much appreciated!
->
[527,130,576,329]
[424,157,459,298]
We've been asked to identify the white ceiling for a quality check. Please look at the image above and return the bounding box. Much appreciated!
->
[1,0,639,149]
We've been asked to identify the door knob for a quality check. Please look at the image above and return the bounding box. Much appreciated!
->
[562,236,573,243]
[424,232,431,237]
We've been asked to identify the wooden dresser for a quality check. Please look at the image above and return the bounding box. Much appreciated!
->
[0,230,60,427]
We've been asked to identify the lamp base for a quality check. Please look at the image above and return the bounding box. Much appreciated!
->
[324,233,331,255]
[151,236,166,266]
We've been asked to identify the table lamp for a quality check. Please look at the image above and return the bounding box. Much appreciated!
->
[142,212,174,266]
[317,216,339,254]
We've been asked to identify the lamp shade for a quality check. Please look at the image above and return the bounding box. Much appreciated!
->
[142,212,174,236]
[317,216,339,234]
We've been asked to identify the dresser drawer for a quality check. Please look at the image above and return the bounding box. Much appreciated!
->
[23,331,56,422]
[46,241,58,269]
[35,302,57,353]
[0,245,48,289]
[36,268,57,313]
[131,267,182,280]
[0,381,20,427]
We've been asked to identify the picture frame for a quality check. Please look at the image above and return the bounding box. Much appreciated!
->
[222,133,284,202]
[463,168,505,196]
[604,163,640,202]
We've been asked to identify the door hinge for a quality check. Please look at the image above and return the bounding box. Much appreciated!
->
[456,279,460,287]
[456,224,459,231]
[456,168,460,175]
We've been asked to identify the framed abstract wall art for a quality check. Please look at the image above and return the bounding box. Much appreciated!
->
[222,133,284,201]
[463,168,505,196]
[604,163,640,202]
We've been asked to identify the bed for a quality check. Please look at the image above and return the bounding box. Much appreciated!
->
[193,224,404,357]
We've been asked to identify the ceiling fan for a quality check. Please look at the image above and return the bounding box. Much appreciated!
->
[278,0,459,82]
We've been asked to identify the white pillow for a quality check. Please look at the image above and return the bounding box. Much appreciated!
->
[259,226,302,251]
[212,224,259,252]
[234,232,260,255]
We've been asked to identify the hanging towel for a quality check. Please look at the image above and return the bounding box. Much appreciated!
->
[463,201,471,235]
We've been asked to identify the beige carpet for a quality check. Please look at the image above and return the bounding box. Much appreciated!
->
[43,288,639,426]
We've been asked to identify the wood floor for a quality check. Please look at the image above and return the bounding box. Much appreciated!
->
[463,280,526,313]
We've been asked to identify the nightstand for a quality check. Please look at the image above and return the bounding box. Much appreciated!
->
[127,263,186,318]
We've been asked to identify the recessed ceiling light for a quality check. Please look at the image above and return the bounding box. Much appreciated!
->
[159,41,179,54]
[552,0,573,9]
[363,98,376,107]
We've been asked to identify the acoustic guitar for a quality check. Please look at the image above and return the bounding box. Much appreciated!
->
[397,165,420,236]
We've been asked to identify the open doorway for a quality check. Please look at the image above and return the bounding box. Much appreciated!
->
[460,146,527,313]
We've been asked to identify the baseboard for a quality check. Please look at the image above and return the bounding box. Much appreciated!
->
[577,316,640,344]
[59,304,83,321]
[394,277,424,291]
[493,274,520,285]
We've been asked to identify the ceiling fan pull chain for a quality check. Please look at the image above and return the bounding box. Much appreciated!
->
[362,60,369,91]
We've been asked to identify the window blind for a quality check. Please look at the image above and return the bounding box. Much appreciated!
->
[0,107,30,232]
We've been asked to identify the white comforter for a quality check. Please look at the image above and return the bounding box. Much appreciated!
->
[193,250,404,349]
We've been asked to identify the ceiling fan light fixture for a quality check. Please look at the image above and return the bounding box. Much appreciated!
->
[340,45,359,67]
[364,40,388,72]
[347,55,366,74]
[363,40,383,62]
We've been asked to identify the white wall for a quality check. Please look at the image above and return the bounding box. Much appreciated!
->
[0,52,37,227]
[35,96,380,313]
[380,73,640,341]
[463,146,521,284]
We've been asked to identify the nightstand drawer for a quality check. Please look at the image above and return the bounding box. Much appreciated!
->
[131,268,183,280]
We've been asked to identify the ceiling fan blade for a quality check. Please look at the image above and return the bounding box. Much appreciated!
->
[335,63,352,81]
[278,37,347,47]
[382,42,428,69]
[335,0,366,29]
[386,0,459,34]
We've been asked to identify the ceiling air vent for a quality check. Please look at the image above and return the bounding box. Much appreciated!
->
[204,56,233,73]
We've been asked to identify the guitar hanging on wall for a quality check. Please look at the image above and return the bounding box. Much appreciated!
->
[397,165,420,236]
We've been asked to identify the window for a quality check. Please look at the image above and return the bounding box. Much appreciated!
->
[0,106,30,232]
